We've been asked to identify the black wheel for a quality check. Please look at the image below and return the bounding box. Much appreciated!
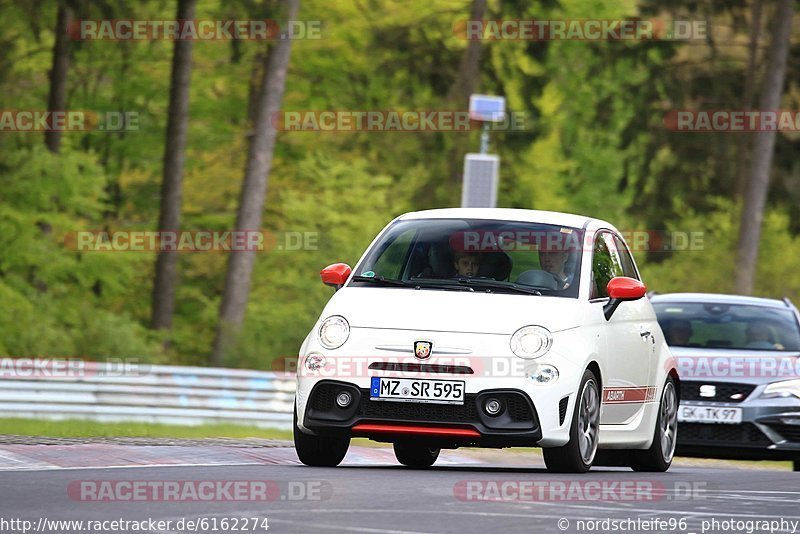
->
[393,442,440,468]
[293,408,350,467]
[543,369,600,473]
[793,459,800,472]
[631,377,678,472]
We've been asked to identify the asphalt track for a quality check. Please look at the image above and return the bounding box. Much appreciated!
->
[0,441,798,534]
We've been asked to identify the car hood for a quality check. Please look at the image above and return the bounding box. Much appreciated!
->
[323,287,584,335]
[669,346,800,385]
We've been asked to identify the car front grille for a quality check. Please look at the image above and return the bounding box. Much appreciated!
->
[367,362,474,374]
[360,394,480,422]
[305,381,539,433]
[680,381,756,403]
[678,422,772,447]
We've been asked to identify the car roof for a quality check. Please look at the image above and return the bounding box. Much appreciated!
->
[398,208,602,229]
[651,292,792,309]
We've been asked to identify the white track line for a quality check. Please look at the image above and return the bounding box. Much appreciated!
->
[0,461,277,472]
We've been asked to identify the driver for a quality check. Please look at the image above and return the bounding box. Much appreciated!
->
[538,249,572,289]
[664,319,693,346]
[453,251,481,278]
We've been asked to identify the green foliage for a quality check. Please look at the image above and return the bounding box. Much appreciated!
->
[220,151,394,368]
[639,200,800,304]
[1,0,798,367]
[0,146,162,360]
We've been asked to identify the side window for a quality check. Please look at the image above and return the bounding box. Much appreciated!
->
[370,229,416,279]
[591,234,612,299]
[613,235,639,280]
[591,232,624,299]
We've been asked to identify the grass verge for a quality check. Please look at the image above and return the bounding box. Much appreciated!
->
[0,418,292,440]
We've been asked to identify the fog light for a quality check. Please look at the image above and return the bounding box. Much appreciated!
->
[781,417,800,426]
[336,391,352,408]
[484,398,502,416]
[529,365,559,384]
[304,353,326,372]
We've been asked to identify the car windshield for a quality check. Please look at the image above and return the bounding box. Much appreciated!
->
[350,218,583,298]
[653,301,800,351]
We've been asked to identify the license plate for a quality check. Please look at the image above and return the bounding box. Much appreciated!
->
[678,405,743,424]
[370,377,465,405]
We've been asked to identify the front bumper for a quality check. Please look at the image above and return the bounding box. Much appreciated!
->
[676,380,800,460]
[301,380,547,447]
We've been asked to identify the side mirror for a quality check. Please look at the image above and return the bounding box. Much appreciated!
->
[604,277,647,320]
[320,263,352,290]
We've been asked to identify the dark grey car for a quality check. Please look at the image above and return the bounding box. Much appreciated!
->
[651,293,800,471]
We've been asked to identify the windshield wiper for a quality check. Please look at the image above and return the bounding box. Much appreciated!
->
[352,275,474,292]
[352,275,540,295]
[457,279,542,296]
[412,279,474,292]
[351,275,411,287]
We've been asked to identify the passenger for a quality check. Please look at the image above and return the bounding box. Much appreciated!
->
[665,319,693,346]
[453,251,481,278]
[745,321,775,349]
[538,248,572,289]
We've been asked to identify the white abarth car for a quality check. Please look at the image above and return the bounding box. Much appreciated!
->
[294,208,678,472]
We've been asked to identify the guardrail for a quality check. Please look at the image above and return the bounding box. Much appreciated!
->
[0,360,296,430]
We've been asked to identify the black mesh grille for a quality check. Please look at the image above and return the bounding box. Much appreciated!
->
[368,362,473,375]
[360,394,480,422]
[767,424,800,442]
[502,393,533,422]
[680,381,755,403]
[310,383,338,411]
[678,423,771,447]
[559,397,569,425]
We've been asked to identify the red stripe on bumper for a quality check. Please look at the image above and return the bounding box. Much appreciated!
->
[351,424,480,438]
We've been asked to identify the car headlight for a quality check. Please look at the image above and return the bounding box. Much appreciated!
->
[528,364,559,384]
[318,315,350,349]
[510,325,552,359]
[760,379,800,400]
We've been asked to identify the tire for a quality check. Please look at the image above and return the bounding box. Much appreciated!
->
[393,442,440,468]
[293,408,350,467]
[543,369,600,473]
[793,459,800,472]
[631,377,678,472]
